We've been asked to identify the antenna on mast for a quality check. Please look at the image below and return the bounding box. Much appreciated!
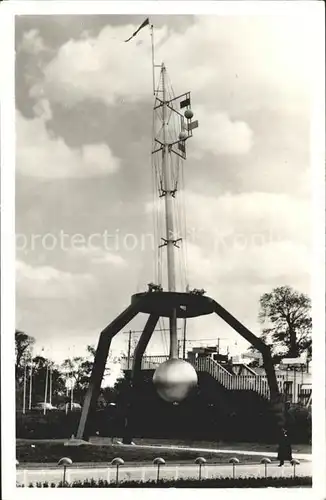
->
[150,24,159,96]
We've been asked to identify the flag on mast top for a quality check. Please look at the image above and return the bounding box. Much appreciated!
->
[124,18,150,42]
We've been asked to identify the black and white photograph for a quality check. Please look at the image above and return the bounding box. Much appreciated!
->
[0,1,325,496]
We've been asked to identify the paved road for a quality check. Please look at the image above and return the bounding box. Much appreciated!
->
[16,461,311,486]
[111,441,312,461]
[16,442,312,486]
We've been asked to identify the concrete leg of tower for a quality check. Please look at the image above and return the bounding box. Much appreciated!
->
[76,301,145,441]
[132,314,160,378]
[212,299,284,436]
[122,314,160,444]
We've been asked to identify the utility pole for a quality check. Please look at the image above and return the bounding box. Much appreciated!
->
[49,366,52,406]
[22,361,27,414]
[182,319,187,360]
[127,330,132,370]
[124,328,182,363]
[28,356,33,410]
[71,381,74,410]
[43,362,49,415]
[65,381,69,415]
[217,338,220,355]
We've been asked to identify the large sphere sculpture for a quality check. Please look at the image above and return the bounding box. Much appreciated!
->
[153,358,198,403]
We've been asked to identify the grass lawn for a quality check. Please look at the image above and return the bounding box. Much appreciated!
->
[16,441,273,464]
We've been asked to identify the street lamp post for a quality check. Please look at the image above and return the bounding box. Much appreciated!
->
[228,457,240,479]
[153,457,166,483]
[260,457,271,478]
[195,457,207,480]
[57,457,73,486]
[290,458,300,477]
[111,457,124,486]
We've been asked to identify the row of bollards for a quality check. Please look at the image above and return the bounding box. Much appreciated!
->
[16,455,301,485]
[227,457,301,479]
[229,457,301,479]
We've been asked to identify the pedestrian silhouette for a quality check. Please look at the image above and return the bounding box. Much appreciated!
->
[277,428,293,466]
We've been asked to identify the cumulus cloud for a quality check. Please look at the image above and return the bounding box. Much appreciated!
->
[187,239,309,288]
[185,190,311,246]
[16,260,95,299]
[16,101,121,178]
[68,246,127,267]
[180,190,311,326]
[192,108,254,156]
[147,190,310,246]
[29,23,156,106]
[18,29,47,55]
[26,15,314,169]
[15,14,314,360]
[30,16,314,114]
[185,233,310,352]
[144,188,310,295]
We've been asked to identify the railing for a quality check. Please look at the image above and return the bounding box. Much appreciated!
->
[195,357,287,399]
[195,356,233,387]
[121,356,169,371]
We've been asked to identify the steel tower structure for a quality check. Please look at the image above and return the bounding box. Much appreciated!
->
[76,22,285,443]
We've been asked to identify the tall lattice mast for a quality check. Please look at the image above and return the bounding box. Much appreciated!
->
[151,35,199,359]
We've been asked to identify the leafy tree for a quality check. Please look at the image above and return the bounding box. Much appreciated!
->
[61,345,111,403]
[31,356,66,405]
[15,330,35,409]
[15,330,35,380]
[258,286,312,358]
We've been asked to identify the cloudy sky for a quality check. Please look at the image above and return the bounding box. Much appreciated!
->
[15,13,315,382]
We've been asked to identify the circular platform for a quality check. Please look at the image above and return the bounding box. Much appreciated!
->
[131,291,215,319]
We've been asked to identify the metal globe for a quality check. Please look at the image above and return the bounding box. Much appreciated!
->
[179,130,188,141]
[153,358,198,403]
[184,108,194,120]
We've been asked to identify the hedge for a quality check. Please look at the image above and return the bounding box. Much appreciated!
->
[18,476,312,488]
[16,407,311,444]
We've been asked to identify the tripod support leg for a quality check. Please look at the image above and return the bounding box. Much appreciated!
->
[213,300,285,431]
[122,314,160,444]
[76,301,144,440]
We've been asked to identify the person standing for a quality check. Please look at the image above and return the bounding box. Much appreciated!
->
[277,427,293,466]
